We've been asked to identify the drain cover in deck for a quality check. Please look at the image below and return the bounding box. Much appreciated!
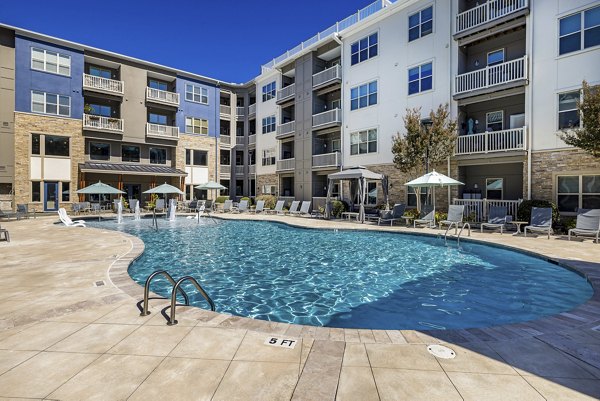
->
[427,344,456,359]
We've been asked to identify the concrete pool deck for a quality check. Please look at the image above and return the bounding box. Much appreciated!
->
[0,214,599,400]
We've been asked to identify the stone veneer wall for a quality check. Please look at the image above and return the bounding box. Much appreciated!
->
[530,148,600,201]
[13,112,84,208]
[256,173,279,196]
[174,134,218,198]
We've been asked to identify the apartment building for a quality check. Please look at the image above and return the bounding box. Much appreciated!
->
[0,0,599,214]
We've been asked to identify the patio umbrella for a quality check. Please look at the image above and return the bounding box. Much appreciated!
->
[76,181,125,195]
[144,183,185,224]
[195,181,226,201]
[404,170,464,211]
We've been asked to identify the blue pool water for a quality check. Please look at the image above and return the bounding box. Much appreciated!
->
[92,218,593,330]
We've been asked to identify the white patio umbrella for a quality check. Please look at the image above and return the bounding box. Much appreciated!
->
[404,170,464,211]
[195,181,227,202]
[143,182,185,224]
[76,180,125,195]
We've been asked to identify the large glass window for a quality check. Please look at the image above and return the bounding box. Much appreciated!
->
[262,82,276,102]
[193,150,207,166]
[31,48,71,76]
[185,117,209,135]
[122,145,140,162]
[262,115,276,134]
[350,129,377,155]
[44,135,69,157]
[185,149,191,165]
[89,66,111,79]
[31,134,40,155]
[31,181,41,202]
[150,148,167,164]
[262,148,276,166]
[558,90,581,129]
[557,175,600,212]
[89,104,112,117]
[350,33,378,66]
[31,91,70,117]
[350,81,377,111]
[408,6,433,42]
[149,113,167,125]
[559,6,600,55]
[367,182,377,205]
[486,111,504,131]
[149,79,168,91]
[487,49,505,66]
[486,178,503,200]
[408,62,433,95]
[185,84,209,104]
[90,142,110,161]
[62,182,70,202]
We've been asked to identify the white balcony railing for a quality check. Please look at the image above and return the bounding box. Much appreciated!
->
[236,106,245,117]
[276,158,295,171]
[234,165,244,175]
[277,121,296,137]
[276,83,295,103]
[312,152,341,168]
[220,165,231,175]
[146,87,179,106]
[453,198,523,222]
[313,65,342,88]
[220,105,231,115]
[455,127,527,155]
[312,108,342,128]
[146,123,179,139]
[454,56,527,95]
[248,134,256,145]
[249,165,256,175]
[455,0,528,35]
[248,103,256,116]
[83,74,124,95]
[83,114,124,133]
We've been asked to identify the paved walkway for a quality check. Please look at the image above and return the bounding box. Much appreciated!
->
[0,214,599,400]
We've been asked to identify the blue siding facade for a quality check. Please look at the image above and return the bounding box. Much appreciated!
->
[175,77,220,138]
[14,35,84,119]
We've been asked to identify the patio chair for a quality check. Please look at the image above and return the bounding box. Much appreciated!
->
[186,200,198,213]
[373,204,406,226]
[233,199,249,213]
[286,201,300,215]
[480,206,508,234]
[16,204,32,219]
[266,200,285,215]
[292,201,311,216]
[79,202,92,214]
[439,205,465,233]
[0,208,17,221]
[221,199,233,213]
[413,205,435,228]
[204,200,213,211]
[91,203,102,214]
[0,223,9,242]
[252,200,265,214]
[568,209,600,243]
[58,208,86,227]
[524,207,553,239]
[154,199,166,212]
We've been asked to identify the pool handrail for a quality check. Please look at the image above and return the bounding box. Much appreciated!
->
[168,276,216,326]
[140,270,190,316]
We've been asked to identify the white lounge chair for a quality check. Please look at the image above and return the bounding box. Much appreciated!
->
[291,201,311,216]
[414,206,435,228]
[568,209,600,243]
[286,201,300,215]
[439,205,465,233]
[266,200,285,215]
[252,200,265,214]
[524,207,553,239]
[154,199,166,212]
[221,200,233,213]
[58,208,86,227]
[233,200,249,213]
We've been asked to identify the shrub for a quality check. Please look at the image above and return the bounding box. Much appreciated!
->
[215,196,229,204]
[517,200,560,225]
[120,196,129,209]
[146,194,158,209]
[240,196,253,206]
[331,200,348,218]
[435,210,448,224]
[403,208,420,219]
[256,195,276,209]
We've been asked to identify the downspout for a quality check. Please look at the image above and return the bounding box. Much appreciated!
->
[526,3,533,200]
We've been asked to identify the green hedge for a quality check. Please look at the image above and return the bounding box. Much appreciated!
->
[215,196,229,204]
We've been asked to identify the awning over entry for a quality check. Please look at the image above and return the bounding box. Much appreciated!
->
[79,162,187,177]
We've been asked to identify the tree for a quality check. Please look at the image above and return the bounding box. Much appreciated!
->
[561,81,600,157]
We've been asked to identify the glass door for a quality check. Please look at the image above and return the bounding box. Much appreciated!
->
[44,182,59,211]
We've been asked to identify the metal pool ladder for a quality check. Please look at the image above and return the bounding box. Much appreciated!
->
[140,270,215,326]
[444,222,471,244]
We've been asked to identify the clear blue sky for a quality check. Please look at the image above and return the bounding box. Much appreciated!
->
[0,0,373,83]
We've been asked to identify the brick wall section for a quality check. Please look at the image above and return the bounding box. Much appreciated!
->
[530,149,600,201]
[175,134,218,197]
[256,173,278,196]
[13,112,84,208]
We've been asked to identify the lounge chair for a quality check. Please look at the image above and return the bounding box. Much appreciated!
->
[58,208,86,227]
[129,199,139,213]
[252,200,265,214]
[480,206,508,234]
[0,223,9,242]
[439,205,465,233]
[186,200,199,213]
[413,205,435,228]
[154,199,166,212]
[234,200,249,213]
[0,209,17,221]
[221,199,233,213]
[266,200,285,215]
[568,209,600,243]
[16,204,33,219]
[291,201,311,216]
[286,201,300,215]
[204,200,213,211]
[524,207,553,239]
[370,204,406,226]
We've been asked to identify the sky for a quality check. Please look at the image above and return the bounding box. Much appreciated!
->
[0,0,374,83]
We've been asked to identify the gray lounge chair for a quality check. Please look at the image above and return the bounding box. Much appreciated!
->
[375,204,406,226]
[16,204,33,219]
[291,201,311,216]
[252,200,265,213]
[234,200,249,213]
[204,200,213,211]
[524,207,553,239]
[266,200,285,215]
[0,223,9,242]
[155,199,166,212]
[221,199,233,213]
[414,205,435,228]
[480,206,508,234]
[0,209,17,221]
[286,201,300,215]
[439,205,465,233]
[186,200,199,213]
[568,209,600,243]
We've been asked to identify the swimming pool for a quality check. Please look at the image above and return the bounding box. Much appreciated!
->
[94,218,593,330]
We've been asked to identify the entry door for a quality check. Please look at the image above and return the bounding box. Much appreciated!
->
[44,182,59,211]
[123,184,141,201]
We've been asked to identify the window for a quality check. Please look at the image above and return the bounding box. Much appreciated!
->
[367,182,377,205]
[350,129,377,155]
[31,48,71,76]
[89,66,111,79]
[122,145,140,162]
[408,62,433,95]
[262,82,276,102]
[220,150,231,165]
[350,81,377,110]
[150,148,167,164]
[193,150,207,166]
[149,113,167,125]
[262,115,276,134]
[486,111,504,131]
[0,183,12,195]
[89,104,112,117]
[185,117,209,135]
[31,91,70,117]
[558,90,581,129]
[487,49,505,66]
[185,149,191,165]
[262,185,277,195]
[31,181,41,202]
[331,139,341,152]
[45,135,69,157]
[149,79,168,91]
[557,175,600,212]
[185,84,209,104]
[62,182,70,202]
[90,142,110,161]
[32,134,40,155]
[408,6,433,42]
[559,6,600,55]
[486,178,503,200]
[262,148,276,166]
[350,33,378,65]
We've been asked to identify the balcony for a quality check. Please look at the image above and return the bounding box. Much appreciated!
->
[455,127,527,156]
[146,87,179,107]
[248,134,256,146]
[146,123,179,140]
[313,65,342,90]
[220,165,231,175]
[83,74,124,96]
[220,135,234,147]
[249,165,256,175]
[454,56,527,98]
[236,107,245,118]
[234,165,244,175]
[312,108,342,130]
[83,114,123,133]
[276,158,295,172]
[312,152,341,169]
[455,0,529,41]
[276,84,295,105]
[276,121,296,140]
[248,103,256,117]
[220,105,231,117]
